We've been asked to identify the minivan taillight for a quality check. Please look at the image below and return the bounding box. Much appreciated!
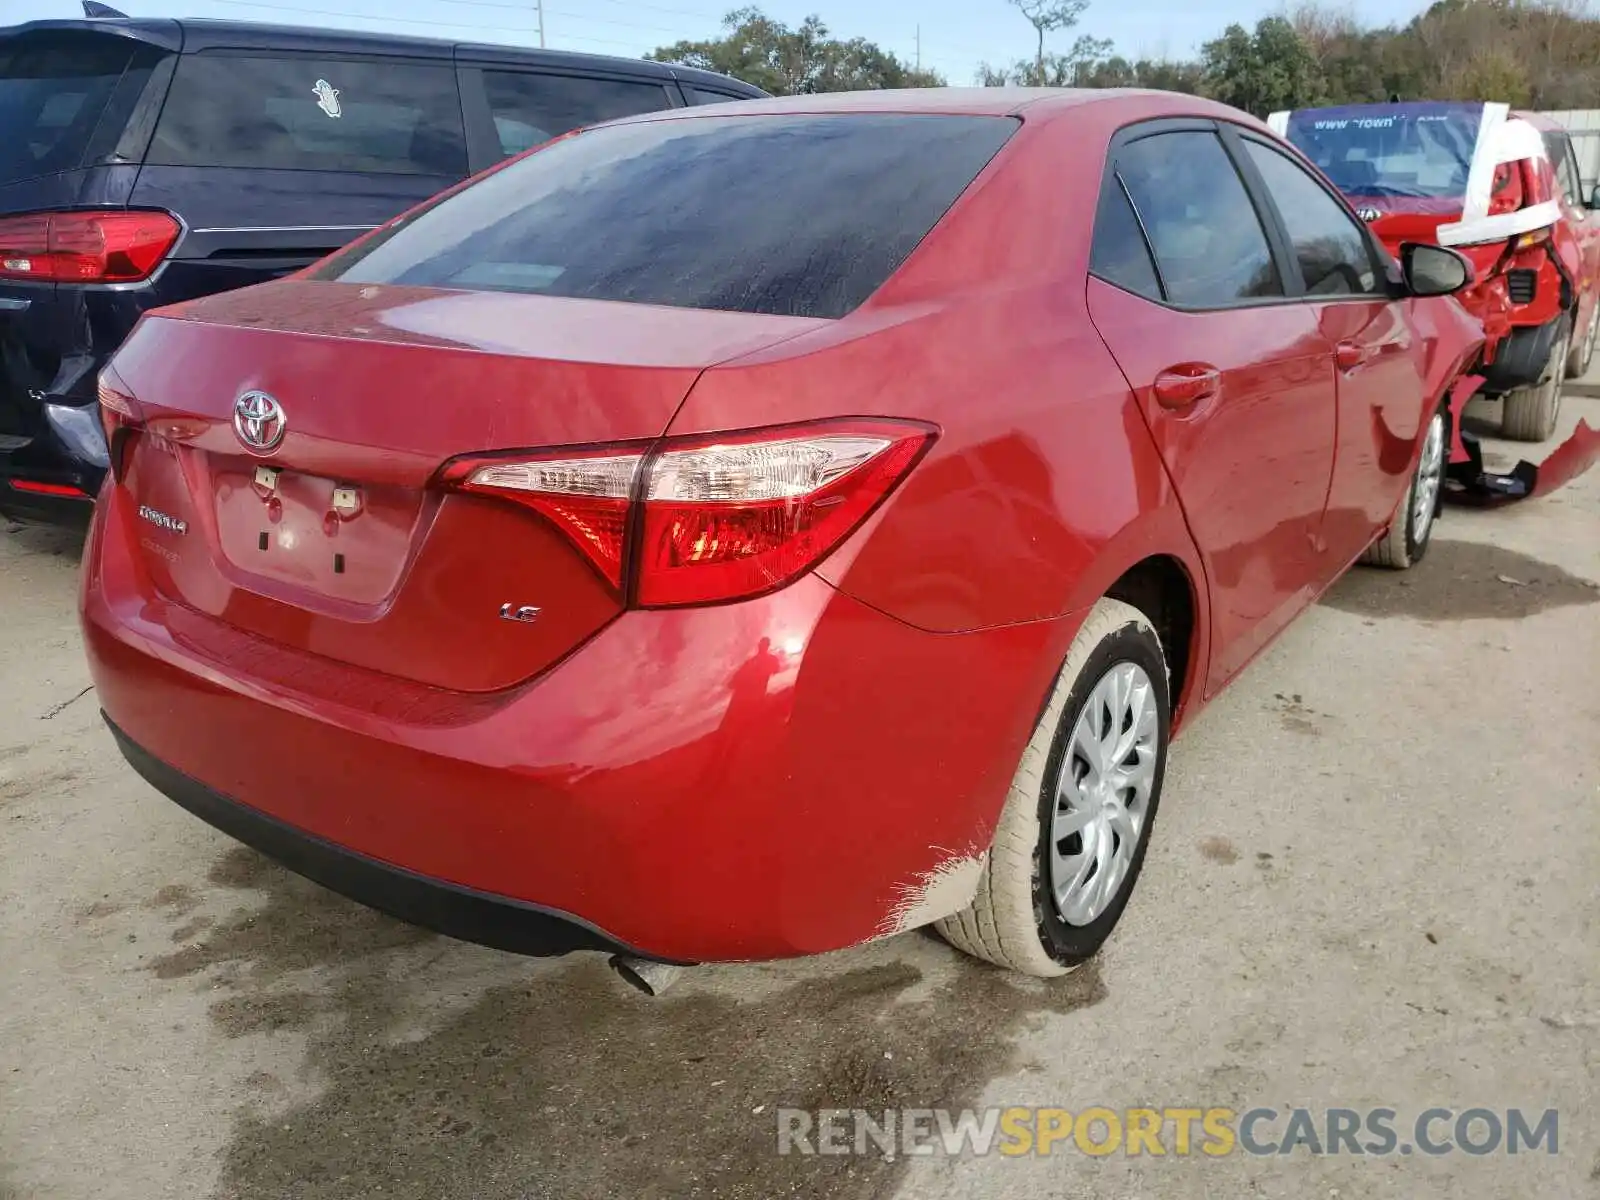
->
[441,419,936,606]
[0,211,181,283]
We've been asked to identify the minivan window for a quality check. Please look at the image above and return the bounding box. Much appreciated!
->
[1116,131,1283,307]
[483,71,674,157]
[0,34,136,185]
[321,113,1017,319]
[147,55,466,176]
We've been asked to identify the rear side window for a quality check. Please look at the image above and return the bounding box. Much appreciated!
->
[1243,139,1379,296]
[484,70,673,157]
[1091,177,1162,300]
[1116,131,1283,307]
[147,55,466,176]
[1544,132,1581,204]
[322,113,1016,319]
[0,34,136,185]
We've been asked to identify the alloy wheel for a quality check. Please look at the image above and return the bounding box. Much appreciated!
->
[1411,411,1446,543]
[1050,662,1159,926]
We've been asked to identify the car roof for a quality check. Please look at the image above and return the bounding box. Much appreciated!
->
[620,86,1262,127]
[0,17,763,94]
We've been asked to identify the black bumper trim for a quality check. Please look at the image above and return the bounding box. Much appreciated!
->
[105,715,685,963]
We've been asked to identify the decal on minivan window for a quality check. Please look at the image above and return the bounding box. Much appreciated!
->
[313,79,342,119]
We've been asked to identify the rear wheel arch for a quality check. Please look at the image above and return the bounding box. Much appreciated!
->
[1104,554,1199,727]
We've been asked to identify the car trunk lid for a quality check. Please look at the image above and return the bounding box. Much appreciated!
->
[108,278,826,691]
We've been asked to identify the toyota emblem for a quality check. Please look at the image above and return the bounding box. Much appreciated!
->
[233,391,286,453]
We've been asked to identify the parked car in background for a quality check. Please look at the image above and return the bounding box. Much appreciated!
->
[83,89,1485,982]
[0,16,763,524]
[1272,101,1600,441]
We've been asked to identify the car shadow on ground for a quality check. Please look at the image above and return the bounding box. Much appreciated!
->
[120,845,1107,1200]
[1321,537,1600,622]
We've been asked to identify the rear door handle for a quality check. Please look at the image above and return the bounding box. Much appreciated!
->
[1153,364,1222,410]
[1335,341,1369,371]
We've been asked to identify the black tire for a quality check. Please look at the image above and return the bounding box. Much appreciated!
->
[936,599,1171,976]
[1362,401,1448,570]
[1503,319,1569,442]
[1565,304,1597,380]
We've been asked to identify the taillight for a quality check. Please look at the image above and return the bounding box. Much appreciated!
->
[1489,162,1524,216]
[635,424,932,606]
[442,419,936,606]
[443,447,639,588]
[97,365,146,480]
[0,210,180,283]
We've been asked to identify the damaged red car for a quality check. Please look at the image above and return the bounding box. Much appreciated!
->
[82,90,1485,984]
[1273,101,1600,443]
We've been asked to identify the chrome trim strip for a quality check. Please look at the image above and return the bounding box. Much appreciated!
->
[189,224,380,234]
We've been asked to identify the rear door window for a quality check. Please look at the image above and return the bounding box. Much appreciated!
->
[1115,131,1283,307]
[0,33,137,185]
[147,54,466,176]
[321,113,1016,319]
[483,70,674,157]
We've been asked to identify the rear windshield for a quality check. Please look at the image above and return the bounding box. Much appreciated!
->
[1284,103,1484,200]
[0,33,136,185]
[320,112,1017,319]
[147,54,466,176]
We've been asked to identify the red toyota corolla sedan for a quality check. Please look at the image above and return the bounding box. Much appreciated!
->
[81,89,1484,980]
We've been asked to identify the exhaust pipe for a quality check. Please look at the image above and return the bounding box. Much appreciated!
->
[609,954,687,997]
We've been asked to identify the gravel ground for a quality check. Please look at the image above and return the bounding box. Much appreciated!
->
[1,391,1596,1200]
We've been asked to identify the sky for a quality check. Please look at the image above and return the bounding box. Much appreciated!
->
[6,0,1435,85]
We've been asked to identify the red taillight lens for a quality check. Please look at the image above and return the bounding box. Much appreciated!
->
[635,422,933,606]
[97,365,146,479]
[0,210,180,283]
[441,419,935,605]
[1489,162,1525,216]
[441,447,641,589]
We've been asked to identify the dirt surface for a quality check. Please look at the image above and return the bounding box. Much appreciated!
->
[2,393,1597,1200]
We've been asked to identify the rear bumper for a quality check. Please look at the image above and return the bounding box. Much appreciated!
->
[81,486,1073,962]
[105,715,656,959]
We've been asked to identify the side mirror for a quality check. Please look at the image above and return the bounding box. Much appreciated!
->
[1400,242,1472,298]
[1589,184,1600,211]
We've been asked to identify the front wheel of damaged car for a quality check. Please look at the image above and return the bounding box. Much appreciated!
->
[1361,403,1447,571]
[937,598,1170,977]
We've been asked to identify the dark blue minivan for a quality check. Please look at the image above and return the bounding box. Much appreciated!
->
[0,16,764,523]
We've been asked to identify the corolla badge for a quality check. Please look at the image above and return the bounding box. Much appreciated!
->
[313,79,342,119]
[233,391,287,454]
[138,504,187,536]
[1357,207,1382,222]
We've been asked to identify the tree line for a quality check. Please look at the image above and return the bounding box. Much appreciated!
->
[649,0,1600,116]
